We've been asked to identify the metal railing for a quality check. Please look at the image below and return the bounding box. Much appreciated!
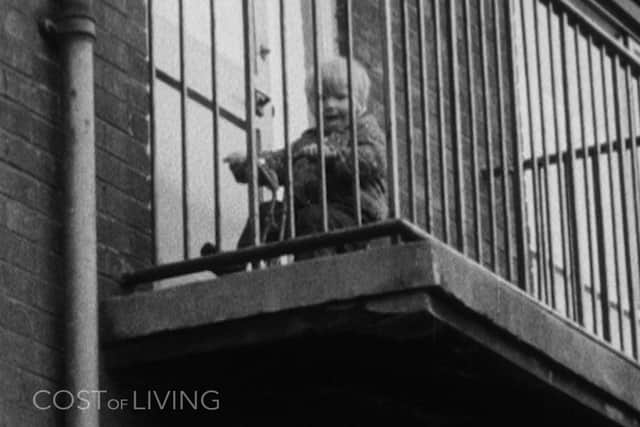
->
[131,0,640,363]
[515,0,640,360]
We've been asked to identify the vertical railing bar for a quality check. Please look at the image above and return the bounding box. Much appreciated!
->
[624,67,640,359]
[628,71,640,359]
[243,0,260,247]
[383,0,400,220]
[533,0,555,304]
[480,0,496,269]
[178,0,190,258]
[210,0,222,250]
[520,0,546,300]
[537,169,551,305]
[402,0,417,223]
[574,25,598,334]
[535,167,550,299]
[280,0,295,238]
[601,45,622,337]
[602,48,624,348]
[465,0,481,262]
[450,0,465,253]
[506,0,528,291]
[310,0,328,232]
[495,0,511,279]
[613,56,633,353]
[148,0,158,264]
[588,35,611,342]
[560,11,584,324]
[345,0,362,226]
[434,0,449,242]
[417,0,432,233]
[562,30,576,321]
[548,2,571,313]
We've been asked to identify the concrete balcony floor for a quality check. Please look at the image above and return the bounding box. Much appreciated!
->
[102,236,640,426]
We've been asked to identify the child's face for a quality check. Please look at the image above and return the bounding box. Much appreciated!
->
[322,84,350,132]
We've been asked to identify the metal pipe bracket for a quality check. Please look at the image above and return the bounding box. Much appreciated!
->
[39,5,96,42]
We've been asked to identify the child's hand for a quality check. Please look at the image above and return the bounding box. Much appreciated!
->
[224,151,247,182]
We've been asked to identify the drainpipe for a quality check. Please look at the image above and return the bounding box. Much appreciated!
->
[42,1,99,426]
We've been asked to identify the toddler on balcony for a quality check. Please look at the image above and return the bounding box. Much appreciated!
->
[223,57,387,257]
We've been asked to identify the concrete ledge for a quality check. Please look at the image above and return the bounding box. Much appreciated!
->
[102,237,640,425]
[101,242,435,341]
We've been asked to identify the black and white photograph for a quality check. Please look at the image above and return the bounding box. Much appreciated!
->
[0,0,639,425]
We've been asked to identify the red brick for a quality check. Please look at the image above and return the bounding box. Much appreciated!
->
[0,130,58,184]
[95,59,148,114]
[0,33,32,74]
[97,213,153,262]
[30,56,60,92]
[103,0,127,14]
[98,243,148,280]
[96,120,150,174]
[0,292,62,349]
[126,79,148,112]
[0,359,58,406]
[28,117,64,157]
[29,84,61,123]
[95,57,129,101]
[0,162,59,217]
[96,2,147,54]
[95,28,132,73]
[33,247,64,287]
[0,261,62,316]
[1,66,32,104]
[5,198,61,246]
[0,226,37,272]
[0,395,61,427]
[0,97,31,140]
[0,327,62,381]
[2,8,29,41]
[97,181,152,232]
[126,0,147,27]
[95,86,129,131]
[97,148,150,202]
[129,110,148,142]
[128,48,148,82]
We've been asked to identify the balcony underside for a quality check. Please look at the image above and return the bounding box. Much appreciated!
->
[102,237,640,426]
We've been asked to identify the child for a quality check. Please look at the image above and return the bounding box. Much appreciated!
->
[225,57,387,256]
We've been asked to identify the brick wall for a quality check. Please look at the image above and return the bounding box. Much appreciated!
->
[336,0,519,280]
[0,0,151,424]
[93,0,152,297]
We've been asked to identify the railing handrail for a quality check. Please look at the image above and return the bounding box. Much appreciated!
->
[121,219,427,288]
[477,135,640,178]
[556,0,640,68]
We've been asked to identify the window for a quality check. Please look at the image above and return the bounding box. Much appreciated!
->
[149,0,339,273]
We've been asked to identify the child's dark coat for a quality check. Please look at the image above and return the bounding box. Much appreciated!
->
[237,113,388,250]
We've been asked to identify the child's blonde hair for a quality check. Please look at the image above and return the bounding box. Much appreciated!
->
[305,57,371,115]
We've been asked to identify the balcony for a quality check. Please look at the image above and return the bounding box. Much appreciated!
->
[101,0,640,425]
